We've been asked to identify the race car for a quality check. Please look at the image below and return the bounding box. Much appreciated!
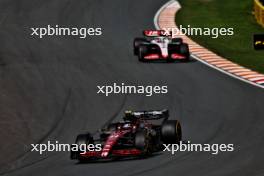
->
[134,30,190,62]
[70,109,182,162]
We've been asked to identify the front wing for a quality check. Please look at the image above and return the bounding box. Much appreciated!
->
[77,148,142,159]
[143,53,188,60]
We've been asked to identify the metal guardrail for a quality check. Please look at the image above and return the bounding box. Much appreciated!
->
[254,0,264,27]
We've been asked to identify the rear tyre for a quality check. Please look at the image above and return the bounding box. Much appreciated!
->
[138,45,148,62]
[135,130,152,155]
[134,38,148,55]
[172,38,183,44]
[161,120,182,144]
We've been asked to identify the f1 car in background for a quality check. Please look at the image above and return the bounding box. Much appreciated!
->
[70,109,182,162]
[134,30,190,62]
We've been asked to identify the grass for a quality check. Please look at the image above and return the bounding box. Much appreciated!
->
[176,0,264,73]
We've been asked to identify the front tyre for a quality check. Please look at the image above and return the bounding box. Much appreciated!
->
[138,45,148,62]
[134,38,148,55]
[70,133,93,161]
[167,44,178,62]
[135,130,152,155]
[179,43,190,61]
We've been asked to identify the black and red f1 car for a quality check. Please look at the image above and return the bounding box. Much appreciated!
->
[70,109,182,161]
[134,30,190,62]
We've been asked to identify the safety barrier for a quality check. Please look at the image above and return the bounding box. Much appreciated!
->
[254,0,264,27]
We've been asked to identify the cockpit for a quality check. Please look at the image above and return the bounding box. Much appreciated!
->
[151,37,171,48]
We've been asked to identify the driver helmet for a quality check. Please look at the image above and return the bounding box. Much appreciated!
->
[124,110,134,120]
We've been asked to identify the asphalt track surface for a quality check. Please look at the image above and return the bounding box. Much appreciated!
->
[0,0,264,175]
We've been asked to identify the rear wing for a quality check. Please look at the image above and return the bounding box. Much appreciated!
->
[125,109,169,120]
[143,30,171,37]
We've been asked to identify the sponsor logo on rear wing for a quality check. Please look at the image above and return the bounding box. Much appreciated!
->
[143,30,172,37]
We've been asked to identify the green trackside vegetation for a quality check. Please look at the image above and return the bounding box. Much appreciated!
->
[176,0,264,73]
